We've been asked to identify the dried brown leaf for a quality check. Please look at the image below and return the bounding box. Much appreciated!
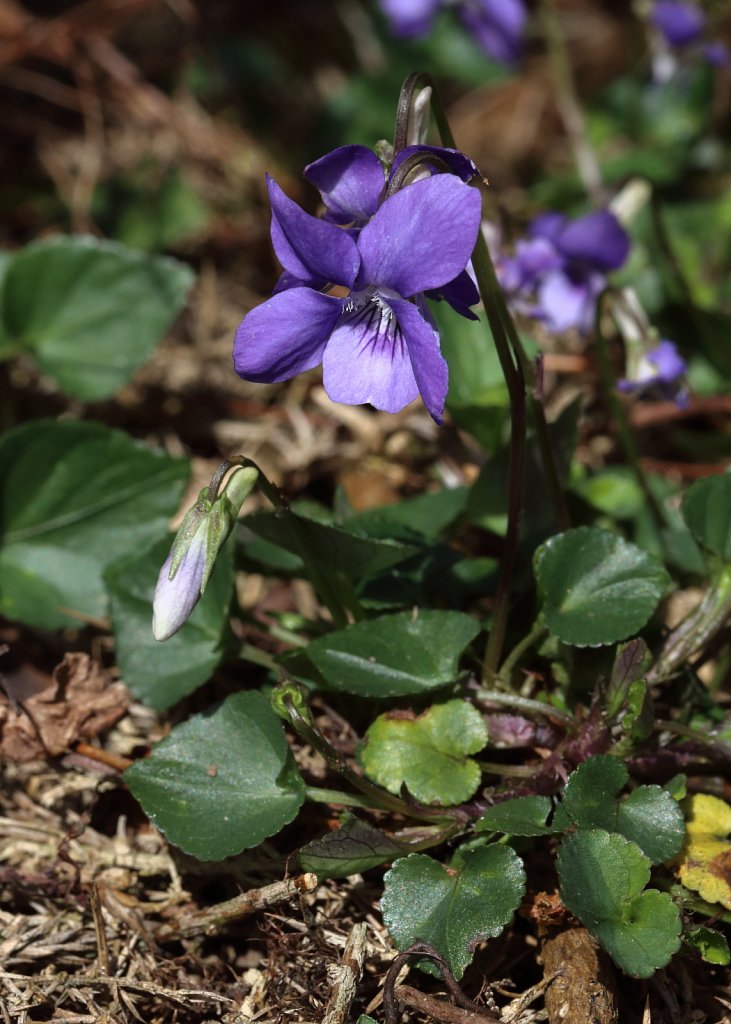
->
[0,653,128,762]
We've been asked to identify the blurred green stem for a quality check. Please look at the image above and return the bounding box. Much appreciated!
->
[498,616,548,683]
[593,293,667,536]
[649,565,731,681]
[538,0,603,202]
[475,687,574,725]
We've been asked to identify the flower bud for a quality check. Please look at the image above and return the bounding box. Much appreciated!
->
[152,464,258,641]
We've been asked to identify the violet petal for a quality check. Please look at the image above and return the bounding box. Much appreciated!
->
[555,210,630,271]
[652,0,705,47]
[537,269,603,333]
[648,339,687,382]
[234,287,342,383]
[460,0,527,63]
[321,296,420,413]
[513,236,564,286]
[304,145,385,225]
[390,144,480,184]
[427,268,480,320]
[379,0,441,37]
[268,175,360,288]
[152,531,206,642]
[529,211,567,242]
[357,174,482,296]
[391,297,449,422]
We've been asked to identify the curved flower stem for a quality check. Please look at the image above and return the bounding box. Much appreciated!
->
[273,680,461,824]
[395,73,569,675]
[304,785,387,810]
[474,687,574,725]
[649,565,731,682]
[498,616,548,683]
[476,760,539,778]
[224,455,359,629]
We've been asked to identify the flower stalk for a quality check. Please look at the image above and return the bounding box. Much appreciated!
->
[537,0,603,202]
[593,290,668,537]
[399,73,568,675]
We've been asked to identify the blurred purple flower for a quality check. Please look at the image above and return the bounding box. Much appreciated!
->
[234,166,482,421]
[617,339,688,404]
[498,209,631,333]
[652,1,705,47]
[380,0,527,64]
[650,2,731,73]
[704,40,731,67]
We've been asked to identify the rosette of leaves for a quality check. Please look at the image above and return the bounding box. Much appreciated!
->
[477,755,686,977]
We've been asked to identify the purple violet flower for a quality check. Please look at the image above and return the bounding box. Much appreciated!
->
[234,168,482,422]
[276,144,482,320]
[703,40,731,67]
[380,0,527,64]
[652,1,705,47]
[459,0,527,65]
[498,209,631,333]
[650,2,731,73]
[617,339,688,404]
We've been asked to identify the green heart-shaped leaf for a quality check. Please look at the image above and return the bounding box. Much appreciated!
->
[1,235,193,399]
[125,690,305,860]
[382,847,526,979]
[534,527,670,647]
[0,420,188,629]
[552,755,685,863]
[305,609,481,697]
[0,236,193,399]
[681,474,731,561]
[360,700,488,805]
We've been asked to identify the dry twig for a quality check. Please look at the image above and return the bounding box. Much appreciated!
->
[154,872,318,940]
[322,921,368,1024]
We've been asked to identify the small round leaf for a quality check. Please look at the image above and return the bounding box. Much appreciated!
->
[557,830,681,977]
[534,527,670,647]
[305,609,481,697]
[681,475,731,561]
[360,701,488,805]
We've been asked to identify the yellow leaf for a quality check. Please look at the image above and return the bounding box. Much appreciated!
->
[676,794,731,910]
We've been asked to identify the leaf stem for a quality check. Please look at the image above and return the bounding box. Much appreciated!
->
[476,760,539,778]
[304,785,386,810]
[498,617,548,683]
[650,565,731,682]
[474,687,574,725]
[537,0,603,201]
[238,642,279,671]
[273,681,460,823]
